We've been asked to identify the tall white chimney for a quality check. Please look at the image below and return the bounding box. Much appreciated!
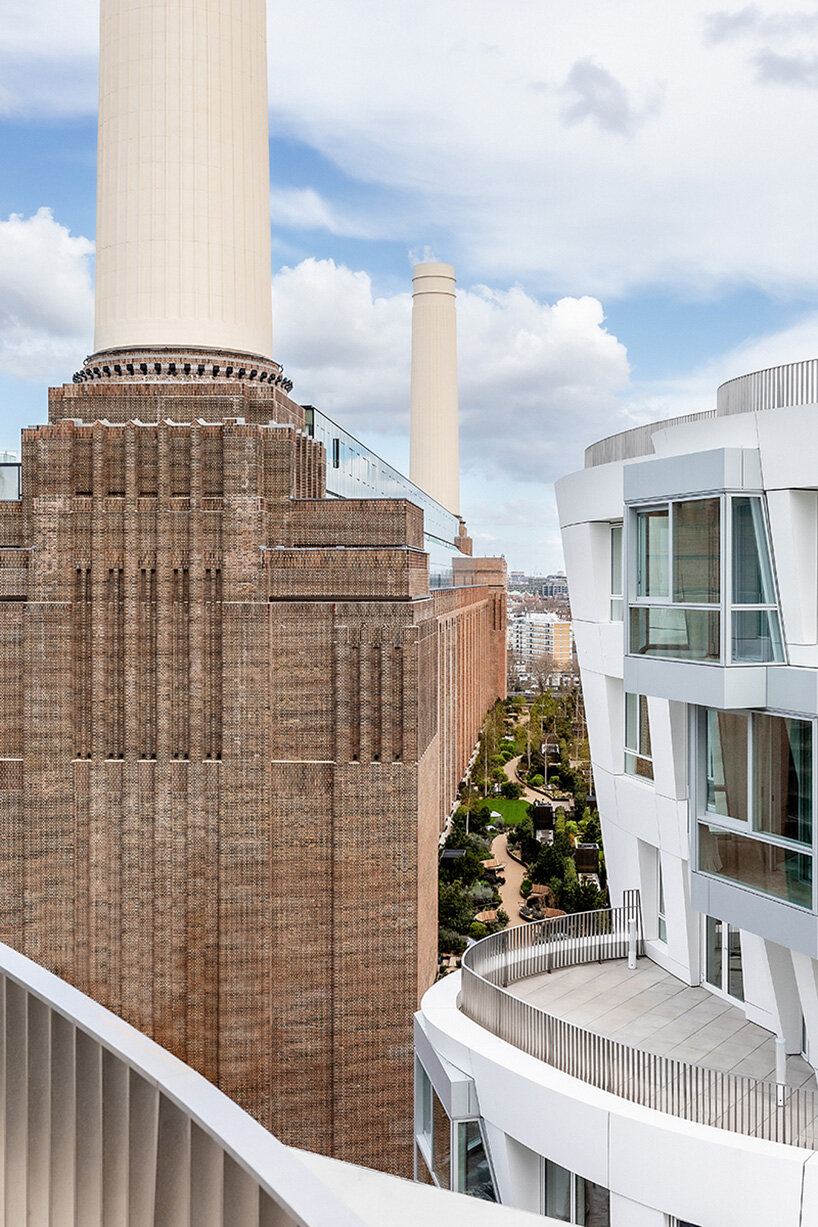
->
[94,0,273,360]
[409,262,460,515]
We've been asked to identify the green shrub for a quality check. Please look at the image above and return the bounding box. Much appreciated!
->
[497,908,509,926]
[438,927,466,955]
[469,922,488,940]
[529,773,544,788]
[520,878,532,898]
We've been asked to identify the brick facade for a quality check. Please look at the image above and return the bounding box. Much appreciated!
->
[0,377,506,1173]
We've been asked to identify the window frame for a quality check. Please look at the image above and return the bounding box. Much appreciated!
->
[610,521,623,621]
[702,914,744,1003]
[626,491,784,667]
[624,692,654,782]
[658,857,667,944]
[694,706,818,912]
[541,1157,611,1225]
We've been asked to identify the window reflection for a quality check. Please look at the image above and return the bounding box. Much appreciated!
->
[630,607,720,661]
[455,1121,497,1202]
[706,710,749,822]
[754,715,813,845]
[673,498,720,604]
[699,823,813,909]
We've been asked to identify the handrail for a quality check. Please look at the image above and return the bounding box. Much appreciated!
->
[460,895,818,1151]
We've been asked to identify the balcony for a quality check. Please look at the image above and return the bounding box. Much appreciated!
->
[460,900,818,1149]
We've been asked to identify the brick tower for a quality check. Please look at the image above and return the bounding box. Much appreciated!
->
[0,0,507,1174]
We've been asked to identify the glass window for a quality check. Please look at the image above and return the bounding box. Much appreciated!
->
[733,497,775,605]
[754,715,813,845]
[455,1121,497,1202]
[543,1161,610,1226]
[704,915,743,1001]
[418,1063,433,1147]
[636,508,669,598]
[630,606,720,662]
[705,914,723,991]
[706,710,749,822]
[658,859,667,943]
[699,823,813,908]
[727,924,744,1000]
[576,1176,611,1227]
[629,493,785,666]
[732,608,784,663]
[544,1160,572,1222]
[673,498,720,604]
[432,1089,451,1189]
[610,523,623,620]
[625,693,653,780]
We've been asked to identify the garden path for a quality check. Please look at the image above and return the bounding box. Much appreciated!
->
[490,832,526,930]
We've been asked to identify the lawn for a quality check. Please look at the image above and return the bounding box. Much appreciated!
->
[485,797,530,826]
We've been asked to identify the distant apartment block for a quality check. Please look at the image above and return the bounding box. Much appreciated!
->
[508,611,574,668]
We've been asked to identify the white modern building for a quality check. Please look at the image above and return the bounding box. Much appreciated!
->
[415,360,818,1225]
[508,612,574,668]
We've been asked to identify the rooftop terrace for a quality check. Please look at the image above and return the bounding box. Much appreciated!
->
[461,900,818,1149]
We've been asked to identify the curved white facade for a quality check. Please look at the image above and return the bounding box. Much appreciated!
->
[94,0,274,359]
[416,360,818,1225]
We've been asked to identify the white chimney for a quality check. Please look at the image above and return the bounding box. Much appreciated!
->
[94,0,273,360]
[410,262,460,515]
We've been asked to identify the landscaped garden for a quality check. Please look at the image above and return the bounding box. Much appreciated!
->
[437,688,608,969]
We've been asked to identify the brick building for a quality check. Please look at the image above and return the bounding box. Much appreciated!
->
[0,0,508,1175]
[0,365,505,1173]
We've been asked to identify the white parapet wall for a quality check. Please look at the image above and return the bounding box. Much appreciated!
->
[0,938,546,1227]
[417,971,818,1227]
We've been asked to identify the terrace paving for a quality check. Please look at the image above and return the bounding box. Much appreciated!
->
[507,956,818,1092]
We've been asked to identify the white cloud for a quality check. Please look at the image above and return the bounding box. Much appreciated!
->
[10,2,818,297]
[270,187,375,238]
[561,58,662,136]
[0,208,93,379]
[273,257,629,484]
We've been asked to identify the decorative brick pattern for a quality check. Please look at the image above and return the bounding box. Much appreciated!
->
[2,384,506,1176]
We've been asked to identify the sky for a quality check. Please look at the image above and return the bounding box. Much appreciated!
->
[4,1,818,571]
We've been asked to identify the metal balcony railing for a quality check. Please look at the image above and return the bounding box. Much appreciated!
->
[460,893,818,1150]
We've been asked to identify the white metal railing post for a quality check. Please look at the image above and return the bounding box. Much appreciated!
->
[776,1036,787,1108]
[627,918,637,969]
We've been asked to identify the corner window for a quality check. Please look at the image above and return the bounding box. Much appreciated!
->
[628,494,783,665]
[697,709,814,909]
[610,522,623,620]
[455,1121,497,1201]
[625,693,653,781]
[415,1063,497,1201]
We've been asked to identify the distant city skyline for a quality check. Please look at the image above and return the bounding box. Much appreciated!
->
[4,0,818,570]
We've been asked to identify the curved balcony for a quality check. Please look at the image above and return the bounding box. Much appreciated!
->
[460,897,818,1150]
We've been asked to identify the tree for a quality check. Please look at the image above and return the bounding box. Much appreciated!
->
[501,780,521,799]
[529,652,555,695]
[439,882,476,933]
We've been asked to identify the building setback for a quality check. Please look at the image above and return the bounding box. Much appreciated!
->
[0,0,507,1177]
